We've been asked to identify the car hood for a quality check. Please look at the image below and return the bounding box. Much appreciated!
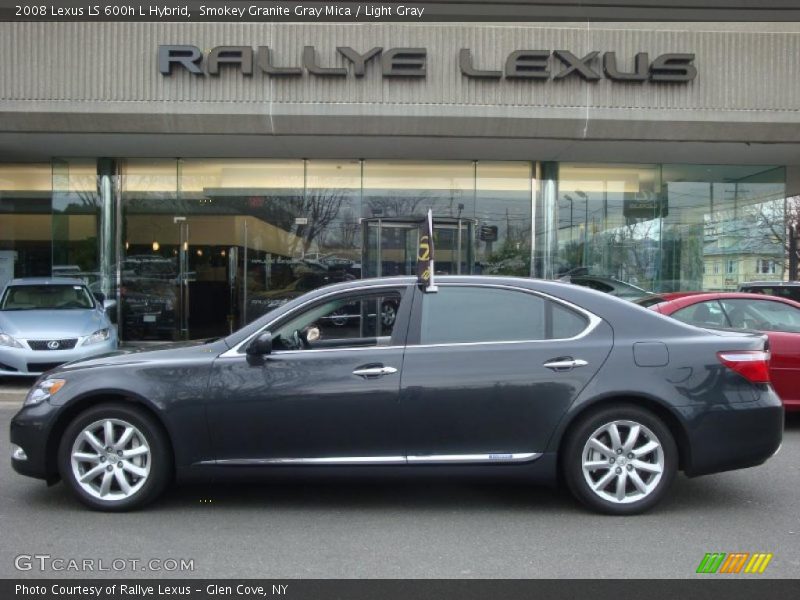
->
[54,338,230,374]
[0,309,108,339]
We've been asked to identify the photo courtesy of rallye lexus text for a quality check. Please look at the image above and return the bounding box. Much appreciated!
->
[10,276,783,515]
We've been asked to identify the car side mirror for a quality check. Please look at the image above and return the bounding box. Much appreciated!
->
[247,332,273,356]
[93,292,106,304]
[102,299,117,311]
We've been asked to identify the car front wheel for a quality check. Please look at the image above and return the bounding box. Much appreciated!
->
[57,403,171,511]
[563,405,677,515]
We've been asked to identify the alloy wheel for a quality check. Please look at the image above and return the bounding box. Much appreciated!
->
[70,418,151,502]
[581,419,664,504]
[381,303,397,327]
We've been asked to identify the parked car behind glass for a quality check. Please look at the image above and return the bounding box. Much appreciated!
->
[0,278,118,377]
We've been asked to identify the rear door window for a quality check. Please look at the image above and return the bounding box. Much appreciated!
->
[419,286,588,345]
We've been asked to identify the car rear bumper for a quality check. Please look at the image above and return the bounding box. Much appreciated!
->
[681,390,784,477]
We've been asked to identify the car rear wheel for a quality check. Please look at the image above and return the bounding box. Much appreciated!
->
[57,403,171,511]
[563,405,677,515]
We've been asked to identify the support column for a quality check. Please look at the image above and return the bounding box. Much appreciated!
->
[97,158,117,299]
[535,161,559,279]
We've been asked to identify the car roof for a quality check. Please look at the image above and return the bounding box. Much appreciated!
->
[224,274,717,350]
[654,291,800,310]
[6,277,86,287]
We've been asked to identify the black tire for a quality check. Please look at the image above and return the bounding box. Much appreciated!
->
[562,404,678,515]
[57,402,172,511]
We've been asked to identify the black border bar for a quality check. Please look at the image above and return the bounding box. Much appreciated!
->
[3,579,800,600]
[3,1,800,22]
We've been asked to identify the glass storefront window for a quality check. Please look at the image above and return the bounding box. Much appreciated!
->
[552,163,786,294]
[661,165,786,292]
[2,157,788,341]
[302,159,362,277]
[0,164,52,288]
[179,159,306,336]
[241,159,361,328]
[120,160,180,340]
[556,163,661,291]
[362,161,477,278]
[51,159,106,293]
[475,162,532,276]
[121,159,369,339]
[362,160,474,219]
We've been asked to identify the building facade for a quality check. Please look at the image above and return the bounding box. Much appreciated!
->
[0,21,798,341]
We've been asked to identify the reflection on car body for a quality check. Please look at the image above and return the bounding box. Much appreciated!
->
[246,272,357,322]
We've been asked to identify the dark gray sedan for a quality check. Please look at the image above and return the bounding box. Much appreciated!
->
[10,276,783,514]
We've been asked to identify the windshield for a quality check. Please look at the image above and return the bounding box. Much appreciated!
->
[0,284,95,311]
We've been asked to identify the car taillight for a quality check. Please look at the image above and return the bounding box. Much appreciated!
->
[717,350,771,384]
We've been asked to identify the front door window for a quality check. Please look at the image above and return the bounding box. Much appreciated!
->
[270,291,402,351]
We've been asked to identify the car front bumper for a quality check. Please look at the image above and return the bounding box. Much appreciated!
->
[0,338,117,376]
[10,399,61,482]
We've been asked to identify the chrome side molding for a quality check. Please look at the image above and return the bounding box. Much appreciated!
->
[199,452,542,467]
[407,452,540,463]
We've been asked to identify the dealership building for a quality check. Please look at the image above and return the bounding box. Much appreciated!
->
[0,16,798,341]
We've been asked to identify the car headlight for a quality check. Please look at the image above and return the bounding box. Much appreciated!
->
[25,378,66,407]
[0,332,23,348]
[84,328,110,345]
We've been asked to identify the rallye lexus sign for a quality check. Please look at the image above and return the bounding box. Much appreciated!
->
[158,45,697,82]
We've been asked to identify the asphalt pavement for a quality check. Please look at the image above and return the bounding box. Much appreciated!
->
[1,383,799,579]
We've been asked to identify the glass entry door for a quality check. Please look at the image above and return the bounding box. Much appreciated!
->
[362,217,475,278]
[119,210,242,341]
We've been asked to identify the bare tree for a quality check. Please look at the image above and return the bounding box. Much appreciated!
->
[290,187,347,255]
[745,195,798,278]
[365,192,440,218]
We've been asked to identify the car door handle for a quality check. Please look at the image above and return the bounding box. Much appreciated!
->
[352,366,398,378]
[543,358,588,371]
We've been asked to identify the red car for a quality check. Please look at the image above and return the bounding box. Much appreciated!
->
[639,292,800,411]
